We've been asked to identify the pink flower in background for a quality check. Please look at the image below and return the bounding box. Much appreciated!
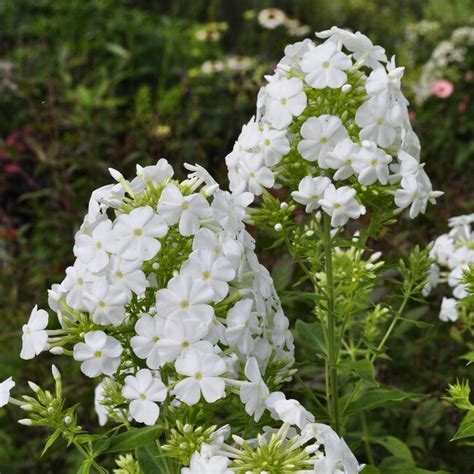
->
[431,79,454,99]
[4,163,21,174]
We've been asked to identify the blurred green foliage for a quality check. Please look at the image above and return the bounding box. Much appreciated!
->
[0,0,473,472]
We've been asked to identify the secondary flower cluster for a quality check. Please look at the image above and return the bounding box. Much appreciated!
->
[426,213,474,323]
[226,26,442,227]
[179,421,364,473]
[18,159,295,426]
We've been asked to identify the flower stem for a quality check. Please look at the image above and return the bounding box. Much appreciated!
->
[323,213,340,433]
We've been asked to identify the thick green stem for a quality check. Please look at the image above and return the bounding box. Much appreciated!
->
[323,213,340,433]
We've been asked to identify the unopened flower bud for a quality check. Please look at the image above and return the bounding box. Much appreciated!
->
[47,407,54,414]
[51,365,61,381]
[108,167,124,182]
[341,83,352,93]
[50,347,64,355]
[183,424,192,433]
[64,416,72,425]
[27,381,40,393]
[152,263,160,270]
[18,418,32,426]
[20,404,33,411]
[274,223,283,232]
[305,230,314,237]
[280,202,288,210]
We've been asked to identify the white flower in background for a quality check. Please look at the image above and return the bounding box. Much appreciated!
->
[73,219,115,273]
[297,115,348,167]
[73,331,123,377]
[259,124,290,166]
[319,185,365,227]
[291,176,331,212]
[257,8,286,30]
[0,377,15,407]
[20,305,49,360]
[157,183,211,236]
[155,275,214,324]
[173,349,226,405]
[225,299,261,354]
[113,206,168,261]
[265,77,307,129]
[84,280,128,326]
[325,138,360,180]
[155,317,212,365]
[439,298,458,322]
[182,445,232,474]
[130,315,166,369]
[122,369,167,426]
[356,95,398,147]
[301,41,352,89]
[107,256,147,297]
[394,176,429,219]
[352,142,392,185]
[181,250,235,302]
[239,357,269,421]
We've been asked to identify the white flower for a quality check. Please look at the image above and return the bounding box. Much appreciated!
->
[73,219,115,273]
[135,158,173,184]
[366,58,405,98]
[113,206,168,261]
[266,392,314,429]
[107,256,147,297]
[279,39,313,69]
[211,190,253,233]
[0,377,15,407]
[155,317,212,365]
[122,369,167,426]
[355,96,398,147]
[225,299,261,354]
[157,184,211,236]
[20,305,49,360]
[182,445,232,474]
[291,176,331,212]
[62,260,92,311]
[394,176,429,219]
[397,150,424,179]
[297,115,348,167]
[173,349,226,405]
[259,124,290,166]
[301,42,352,89]
[181,250,235,302]
[84,280,128,326]
[319,184,365,227]
[233,153,274,196]
[239,357,269,421]
[73,331,123,377]
[130,315,166,369]
[352,142,392,185]
[155,275,215,324]
[257,8,286,29]
[265,77,307,129]
[94,380,109,426]
[325,138,360,180]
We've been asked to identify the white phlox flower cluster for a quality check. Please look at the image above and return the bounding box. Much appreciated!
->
[226,26,442,227]
[426,213,474,323]
[181,421,364,473]
[20,159,295,427]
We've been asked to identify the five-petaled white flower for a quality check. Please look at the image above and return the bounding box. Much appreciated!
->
[319,184,365,227]
[325,138,360,180]
[130,315,166,369]
[107,256,148,298]
[352,142,392,185]
[122,369,167,426]
[301,42,352,89]
[0,377,15,407]
[84,280,129,326]
[73,331,123,378]
[155,275,215,324]
[20,305,49,360]
[157,184,211,236]
[173,349,226,405]
[225,299,261,354]
[182,445,232,474]
[259,124,290,166]
[297,115,348,167]
[291,176,331,213]
[265,77,307,129]
[113,206,168,261]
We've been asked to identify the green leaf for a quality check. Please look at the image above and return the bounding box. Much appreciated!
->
[361,466,381,474]
[104,426,163,453]
[339,359,378,386]
[371,436,414,463]
[76,460,92,474]
[452,412,474,440]
[41,428,61,457]
[344,388,425,416]
[280,290,324,301]
[136,443,161,473]
[295,320,327,358]
[398,317,433,328]
[460,351,474,365]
